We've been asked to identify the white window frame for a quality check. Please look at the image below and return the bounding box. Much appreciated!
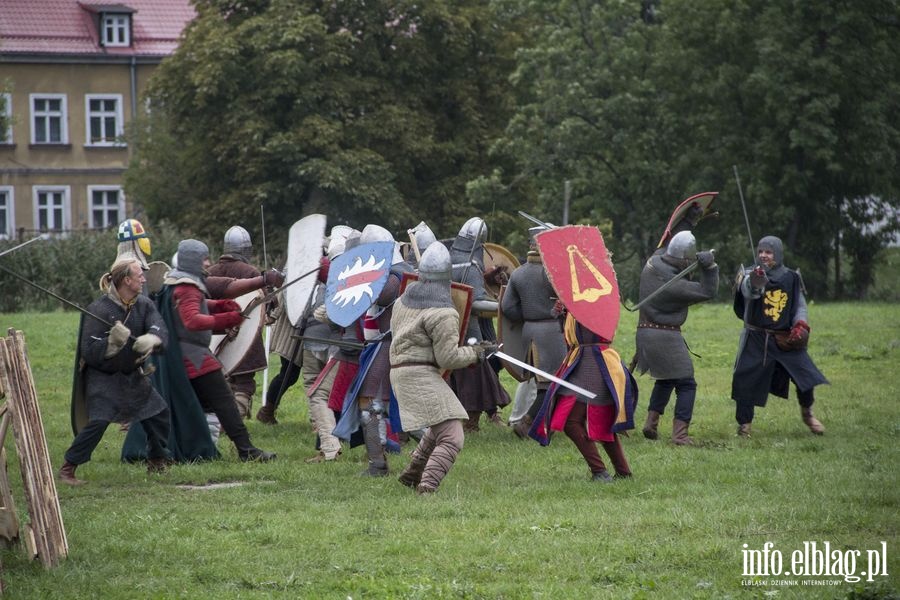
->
[0,186,14,239]
[32,186,71,234]
[30,93,68,144]
[85,94,125,146]
[87,185,125,229]
[1,93,11,144]
[101,14,131,47]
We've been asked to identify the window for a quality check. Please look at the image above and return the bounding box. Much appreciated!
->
[87,186,124,229]
[85,94,124,146]
[33,186,70,233]
[0,187,13,239]
[30,94,68,144]
[1,94,11,144]
[101,14,130,47]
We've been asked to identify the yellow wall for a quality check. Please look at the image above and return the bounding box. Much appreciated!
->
[0,59,160,235]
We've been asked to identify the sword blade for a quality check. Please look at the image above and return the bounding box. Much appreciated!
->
[517,211,556,230]
[624,259,701,312]
[0,235,45,258]
[242,265,320,317]
[491,349,596,399]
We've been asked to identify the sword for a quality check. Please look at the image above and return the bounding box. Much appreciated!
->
[622,254,712,312]
[733,165,757,264]
[517,211,557,230]
[290,334,367,351]
[482,344,597,399]
[0,235,46,258]
[241,265,320,317]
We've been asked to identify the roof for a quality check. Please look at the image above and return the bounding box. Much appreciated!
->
[0,0,196,58]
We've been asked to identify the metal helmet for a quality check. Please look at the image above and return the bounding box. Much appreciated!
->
[176,239,209,277]
[326,225,355,260]
[223,226,252,258]
[117,218,151,257]
[360,224,395,244]
[409,221,437,253]
[757,236,784,270]
[418,242,452,281]
[528,224,554,247]
[361,224,403,264]
[457,217,487,243]
[665,231,697,260]
[344,230,362,251]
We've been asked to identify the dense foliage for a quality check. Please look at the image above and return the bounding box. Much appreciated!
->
[126,0,900,299]
[126,0,524,254]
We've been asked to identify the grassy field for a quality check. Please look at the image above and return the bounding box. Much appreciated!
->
[0,303,897,599]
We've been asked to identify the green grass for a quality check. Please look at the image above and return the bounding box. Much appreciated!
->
[0,304,898,599]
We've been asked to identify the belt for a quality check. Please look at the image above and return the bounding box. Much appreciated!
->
[391,361,438,369]
[637,321,681,332]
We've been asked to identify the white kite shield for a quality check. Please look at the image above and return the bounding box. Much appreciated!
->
[209,290,265,375]
[285,214,327,325]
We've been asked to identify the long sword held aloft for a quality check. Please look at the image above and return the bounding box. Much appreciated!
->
[487,347,596,399]
[517,211,557,230]
[733,165,757,264]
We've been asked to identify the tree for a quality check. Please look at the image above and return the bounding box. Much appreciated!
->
[126,0,523,252]
[474,0,900,298]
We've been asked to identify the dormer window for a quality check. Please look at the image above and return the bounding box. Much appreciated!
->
[101,13,131,47]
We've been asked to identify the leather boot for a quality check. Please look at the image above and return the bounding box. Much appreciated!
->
[463,412,480,433]
[239,447,277,462]
[255,403,278,425]
[801,407,825,435]
[233,392,252,420]
[58,461,86,486]
[737,423,752,438]
[512,414,533,439]
[361,417,388,477]
[642,410,661,440]
[591,469,614,483]
[671,419,694,446]
[601,436,632,478]
[398,435,436,488]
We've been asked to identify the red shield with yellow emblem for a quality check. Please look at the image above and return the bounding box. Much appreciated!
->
[535,225,620,342]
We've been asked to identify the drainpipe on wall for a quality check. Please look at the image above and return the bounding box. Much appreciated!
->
[129,55,137,119]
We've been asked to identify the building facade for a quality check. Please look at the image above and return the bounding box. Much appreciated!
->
[0,0,195,239]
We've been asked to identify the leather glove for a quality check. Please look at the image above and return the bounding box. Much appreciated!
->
[551,299,567,318]
[105,321,131,358]
[696,250,716,270]
[749,266,768,290]
[788,320,810,343]
[318,256,331,283]
[218,299,242,313]
[218,311,245,329]
[483,266,508,287]
[132,333,162,355]
[263,268,285,288]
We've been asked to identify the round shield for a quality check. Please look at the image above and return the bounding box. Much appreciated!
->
[144,261,170,295]
[285,214,327,326]
[209,290,265,375]
[483,243,520,300]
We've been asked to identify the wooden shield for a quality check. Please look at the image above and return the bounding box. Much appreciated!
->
[496,285,528,382]
[482,242,520,300]
[286,214,327,326]
[209,290,265,375]
[657,192,718,248]
[536,225,620,343]
[399,272,473,346]
[144,261,170,295]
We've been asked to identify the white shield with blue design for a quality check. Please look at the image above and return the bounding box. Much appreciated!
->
[325,241,394,328]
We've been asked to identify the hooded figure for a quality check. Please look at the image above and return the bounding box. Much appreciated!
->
[731,236,828,437]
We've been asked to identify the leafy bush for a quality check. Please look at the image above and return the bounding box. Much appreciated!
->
[0,221,189,312]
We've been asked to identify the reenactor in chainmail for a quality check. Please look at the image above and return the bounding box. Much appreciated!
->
[448,217,510,431]
[635,231,718,445]
[501,225,567,439]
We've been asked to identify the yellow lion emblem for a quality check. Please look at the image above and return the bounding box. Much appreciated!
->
[763,289,788,322]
